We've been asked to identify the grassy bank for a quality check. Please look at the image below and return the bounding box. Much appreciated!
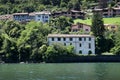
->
[74,17,120,25]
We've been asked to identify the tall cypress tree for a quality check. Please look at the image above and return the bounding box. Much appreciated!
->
[91,12,106,55]
[91,12,105,37]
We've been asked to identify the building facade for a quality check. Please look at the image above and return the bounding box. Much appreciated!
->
[93,2,120,17]
[0,14,13,21]
[13,11,51,23]
[13,13,29,22]
[71,23,91,34]
[33,11,51,22]
[52,10,85,19]
[48,34,95,55]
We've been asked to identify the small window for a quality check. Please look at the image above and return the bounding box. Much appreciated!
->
[84,37,86,41]
[45,20,48,22]
[69,38,73,41]
[85,29,88,31]
[52,38,54,41]
[38,15,41,17]
[70,43,72,45]
[89,37,91,41]
[79,43,81,47]
[89,43,91,49]
[64,43,66,46]
[88,50,92,55]
[63,38,66,41]
[79,37,82,41]
[58,37,61,41]
[79,50,82,54]
[45,16,48,18]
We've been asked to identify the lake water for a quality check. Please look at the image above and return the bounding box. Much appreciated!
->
[0,63,120,80]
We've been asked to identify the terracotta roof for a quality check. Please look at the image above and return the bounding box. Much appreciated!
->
[48,34,94,38]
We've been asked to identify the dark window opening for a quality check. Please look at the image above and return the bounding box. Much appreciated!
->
[63,38,66,41]
[58,37,61,41]
[89,38,91,41]
[79,43,81,47]
[70,38,73,41]
[89,43,91,49]
[52,38,54,41]
[79,37,82,41]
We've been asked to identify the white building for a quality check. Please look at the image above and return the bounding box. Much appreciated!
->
[13,11,51,23]
[48,34,95,55]
[13,13,29,22]
[29,11,51,23]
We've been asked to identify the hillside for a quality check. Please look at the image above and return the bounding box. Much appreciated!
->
[0,0,118,15]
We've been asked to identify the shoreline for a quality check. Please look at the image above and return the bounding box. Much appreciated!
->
[1,55,120,63]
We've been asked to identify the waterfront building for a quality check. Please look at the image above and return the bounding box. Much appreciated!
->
[48,34,95,55]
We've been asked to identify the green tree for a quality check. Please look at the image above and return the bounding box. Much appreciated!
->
[91,12,105,37]
[17,21,51,62]
[91,12,106,55]
[111,27,120,55]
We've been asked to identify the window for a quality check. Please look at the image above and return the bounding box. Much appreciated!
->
[45,20,48,22]
[89,43,91,49]
[88,50,92,55]
[64,43,66,46]
[70,43,72,45]
[58,37,61,41]
[84,37,86,41]
[79,37,82,41]
[79,43,81,47]
[69,38,73,41]
[85,29,88,31]
[63,38,66,41]
[52,38,54,41]
[38,15,41,17]
[89,37,91,41]
[79,50,82,54]
[45,16,48,18]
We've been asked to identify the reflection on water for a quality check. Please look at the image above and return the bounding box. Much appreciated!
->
[95,63,108,80]
[0,63,120,80]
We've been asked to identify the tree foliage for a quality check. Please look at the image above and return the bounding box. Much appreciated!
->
[91,12,105,37]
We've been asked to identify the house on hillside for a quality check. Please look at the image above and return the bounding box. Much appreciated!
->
[13,13,29,22]
[0,14,13,21]
[71,23,91,34]
[48,34,95,55]
[104,24,118,31]
[93,2,120,17]
[29,11,51,23]
[52,10,85,19]
[13,11,51,23]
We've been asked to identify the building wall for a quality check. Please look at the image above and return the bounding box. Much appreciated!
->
[35,14,50,23]
[13,15,29,21]
[48,36,95,55]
